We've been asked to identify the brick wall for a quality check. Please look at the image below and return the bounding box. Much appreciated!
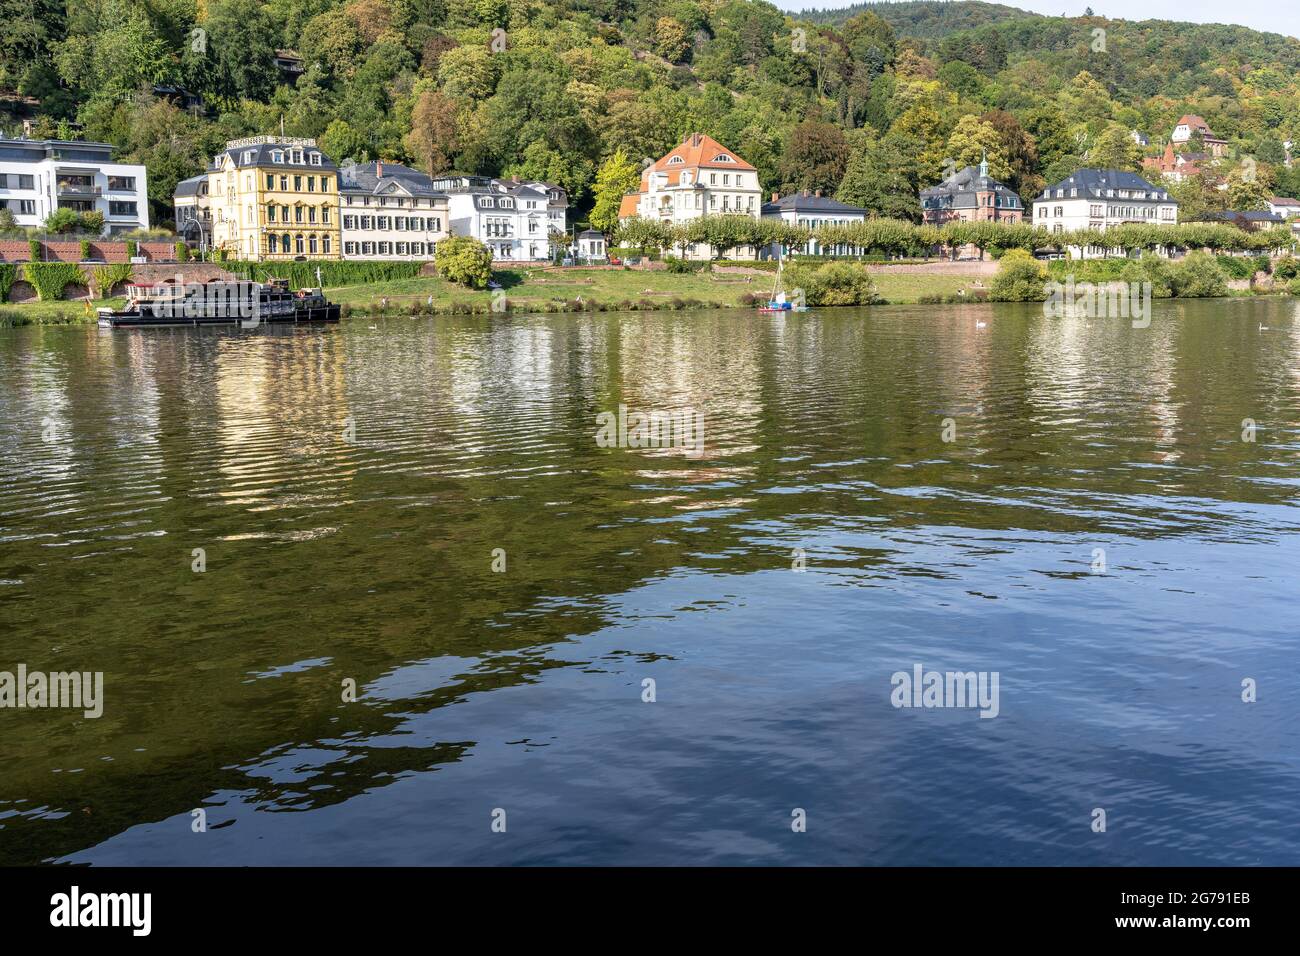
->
[0,240,182,264]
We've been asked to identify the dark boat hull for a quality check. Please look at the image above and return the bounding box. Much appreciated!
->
[97,304,340,329]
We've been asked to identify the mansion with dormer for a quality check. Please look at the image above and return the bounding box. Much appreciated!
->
[430,174,567,261]
[618,133,763,258]
[206,137,341,261]
[340,160,448,261]
[920,157,1023,225]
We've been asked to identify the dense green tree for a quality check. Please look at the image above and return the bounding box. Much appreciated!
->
[589,149,641,234]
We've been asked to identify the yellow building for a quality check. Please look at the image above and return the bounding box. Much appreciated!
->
[208,136,341,261]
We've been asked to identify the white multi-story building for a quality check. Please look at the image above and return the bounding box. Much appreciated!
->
[0,137,149,234]
[340,160,449,260]
[618,132,763,258]
[428,174,567,261]
[761,190,868,256]
[1033,169,1177,256]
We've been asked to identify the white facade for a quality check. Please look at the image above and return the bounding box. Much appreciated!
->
[0,137,149,234]
[1033,171,1177,232]
[429,175,566,261]
[340,161,448,260]
[1267,198,1300,220]
[761,192,867,255]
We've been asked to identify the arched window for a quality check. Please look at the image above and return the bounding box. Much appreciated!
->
[282,234,292,254]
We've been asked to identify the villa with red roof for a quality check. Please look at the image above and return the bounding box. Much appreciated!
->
[618,133,763,257]
[1169,115,1227,157]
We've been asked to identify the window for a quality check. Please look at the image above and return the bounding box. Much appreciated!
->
[360,215,371,230]
[710,173,716,184]
[307,177,315,192]
[108,176,135,191]
[294,206,303,223]
[268,204,277,222]
[723,174,730,185]
[668,156,684,164]
[343,215,356,229]
[308,206,317,223]
[712,154,733,162]
[19,199,35,215]
[362,242,373,255]
[482,197,494,207]
[271,150,284,163]
[396,242,407,256]
[320,177,331,192]
[322,237,330,253]
[280,176,288,191]
[396,218,406,231]
[412,243,424,256]
[266,174,275,189]
[243,151,255,164]
[282,234,292,253]
[109,201,137,216]
[310,153,321,166]
[309,236,318,254]
[430,217,440,231]
[293,176,302,191]
[379,242,390,255]
[377,216,389,230]
[345,242,357,255]
[295,235,304,254]
[321,207,329,224]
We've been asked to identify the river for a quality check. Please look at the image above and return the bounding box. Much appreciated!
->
[2,300,1298,865]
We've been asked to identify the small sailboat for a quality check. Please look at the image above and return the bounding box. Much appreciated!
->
[757,250,806,313]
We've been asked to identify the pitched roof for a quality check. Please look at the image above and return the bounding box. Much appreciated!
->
[1038,169,1171,201]
[340,160,444,198]
[1269,196,1300,206]
[641,132,755,188]
[618,193,641,218]
[214,140,337,172]
[921,165,1022,209]
[173,174,208,198]
[762,193,867,216]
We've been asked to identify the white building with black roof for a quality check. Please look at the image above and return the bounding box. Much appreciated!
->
[428,174,567,261]
[1033,169,1178,233]
[339,160,449,261]
[761,190,868,255]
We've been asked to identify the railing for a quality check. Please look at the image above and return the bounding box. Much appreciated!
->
[57,182,101,198]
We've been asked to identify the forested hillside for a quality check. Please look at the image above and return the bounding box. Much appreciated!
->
[2,0,1298,229]
[799,1,1033,36]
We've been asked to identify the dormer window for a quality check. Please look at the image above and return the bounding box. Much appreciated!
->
[668,156,684,164]
[270,150,283,163]
[243,151,255,164]
[501,199,512,208]
[482,198,494,207]
[712,154,734,162]
[310,153,321,166]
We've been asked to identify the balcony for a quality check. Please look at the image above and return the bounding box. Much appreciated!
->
[57,180,101,199]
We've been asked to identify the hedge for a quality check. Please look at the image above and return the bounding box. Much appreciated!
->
[0,263,15,302]
[23,262,87,301]
[225,259,424,288]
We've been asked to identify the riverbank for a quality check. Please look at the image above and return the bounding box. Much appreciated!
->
[3,263,1295,326]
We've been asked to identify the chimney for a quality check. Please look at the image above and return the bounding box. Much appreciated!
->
[771,192,779,202]
[814,189,822,198]
[511,174,519,183]
[692,132,701,147]
[376,159,383,178]
[802,189,809,198]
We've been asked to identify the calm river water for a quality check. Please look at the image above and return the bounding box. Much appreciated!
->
[2,300,1299,866]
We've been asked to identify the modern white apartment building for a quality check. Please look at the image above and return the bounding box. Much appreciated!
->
[618,132,763,258]
[1033,170,1177,255]
[0,137,150,234]
[340,161,449,260]
[428,174,567,261]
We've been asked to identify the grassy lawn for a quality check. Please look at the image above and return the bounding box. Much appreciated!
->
[0,297,124,326]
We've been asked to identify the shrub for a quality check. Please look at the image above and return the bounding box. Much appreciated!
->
[176,242,190,262]
[1273,255,1299,281]
[28,239,41,262]
[435,236,493,289]
[1214,255,1256,280]
[80,211,104,235]
[79,239,92,261]
[784,260,876,306]
[125,240,138,260]
[663,255,708,273]
[990,249,1048,302]
[1170,252,1228,298]
[23,262,87,301]
[1288,277,1300,296]
[44,208,81,234]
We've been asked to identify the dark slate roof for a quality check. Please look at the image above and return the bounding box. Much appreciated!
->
[1200,210,1284,223]
[339,161,445,198]
[173,174,208,198]
[212,140,337,172]
[0,137,116,163]
[761,193,867,216]
[578,229,603,238]
[921,165,1022,210]
[1038,169,1170,201]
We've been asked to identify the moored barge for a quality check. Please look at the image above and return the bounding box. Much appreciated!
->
[97,278,340,328]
